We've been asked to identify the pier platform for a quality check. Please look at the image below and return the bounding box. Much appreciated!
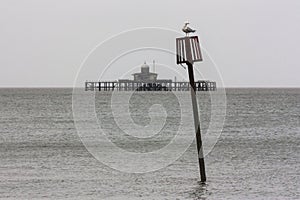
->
[85,81,216,91]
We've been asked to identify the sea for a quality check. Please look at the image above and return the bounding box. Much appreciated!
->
[0,88,299,200]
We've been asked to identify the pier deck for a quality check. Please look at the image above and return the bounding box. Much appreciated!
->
[85,81,216,91]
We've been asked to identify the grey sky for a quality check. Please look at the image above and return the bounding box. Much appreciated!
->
[0,0,299,87]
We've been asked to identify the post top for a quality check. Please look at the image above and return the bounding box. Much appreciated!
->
[176,36,203,64]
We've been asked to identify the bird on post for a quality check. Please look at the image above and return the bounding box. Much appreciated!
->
[182,22,196,36]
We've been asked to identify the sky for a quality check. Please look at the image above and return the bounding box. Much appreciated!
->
[0,0,299,87]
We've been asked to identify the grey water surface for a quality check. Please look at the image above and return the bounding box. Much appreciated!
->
[0,88,299,199]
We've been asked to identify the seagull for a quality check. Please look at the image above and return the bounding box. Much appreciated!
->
[182,22,196,36]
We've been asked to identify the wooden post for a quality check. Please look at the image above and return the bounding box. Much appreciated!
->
[185,37,206,183]
[187,63,206,183]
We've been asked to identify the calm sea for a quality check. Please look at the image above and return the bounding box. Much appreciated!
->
[0,88,299,199]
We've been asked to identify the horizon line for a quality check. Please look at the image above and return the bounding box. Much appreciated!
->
[0,86,299,89]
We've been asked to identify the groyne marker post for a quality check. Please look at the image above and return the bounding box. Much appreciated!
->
[176,35,206,182]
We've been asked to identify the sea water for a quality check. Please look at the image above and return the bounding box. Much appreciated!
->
[0,88,299,199]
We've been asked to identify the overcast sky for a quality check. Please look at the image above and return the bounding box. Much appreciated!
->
[0,0,299,87]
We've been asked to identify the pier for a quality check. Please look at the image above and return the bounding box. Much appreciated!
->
[85,61,216,92]
[85,80,216,91]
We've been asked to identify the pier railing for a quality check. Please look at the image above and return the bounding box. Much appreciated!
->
[85,81,216,91]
